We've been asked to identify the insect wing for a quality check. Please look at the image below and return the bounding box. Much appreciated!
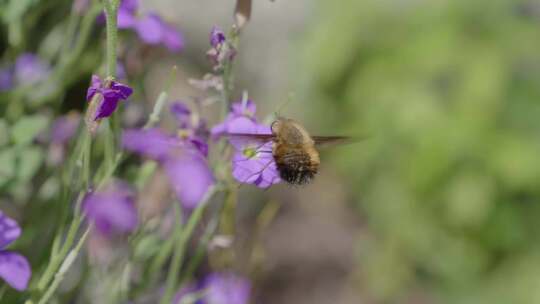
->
[224,133,275,149]
[312,135,355,147]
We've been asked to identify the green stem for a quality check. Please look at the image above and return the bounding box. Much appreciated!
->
[36,194,85,291]
[103,0,120,77]
[37,227,91,304]
[160,187,218,304]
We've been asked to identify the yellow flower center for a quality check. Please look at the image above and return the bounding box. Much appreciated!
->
[243,147,257,159]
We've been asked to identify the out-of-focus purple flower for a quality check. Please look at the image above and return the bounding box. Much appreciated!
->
[210,27,226,48]
[0,68,13,91]
[171,101,209,157]
[83,182,138,236]
[206,26,235,69]
[116,0,184,52]
[51,112,81,145]
[14,53,50,86]
[228,118,280,188]
[47,112,81,165]
[203,272,251,304]
[188,74,224,92]
[163,151,215,209]
[211,99,257,139]
[0,211,31,291]
[122,104,214,208]
[86,75,133,121]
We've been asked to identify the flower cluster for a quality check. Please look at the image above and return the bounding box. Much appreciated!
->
[0,211,31,291]
[123,101,215,209]
[116,0,183,52]
[207,27,236,71]
[0,53,50,92]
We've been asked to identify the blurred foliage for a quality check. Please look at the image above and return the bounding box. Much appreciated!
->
[304,0,540,303]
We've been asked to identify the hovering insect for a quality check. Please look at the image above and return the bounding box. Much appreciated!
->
[226,117,351,185]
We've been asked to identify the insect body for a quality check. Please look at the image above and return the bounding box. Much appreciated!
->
[227,117,350,185]
[271,118,320,184]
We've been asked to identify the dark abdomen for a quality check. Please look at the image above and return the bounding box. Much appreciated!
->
[273,145,319,185]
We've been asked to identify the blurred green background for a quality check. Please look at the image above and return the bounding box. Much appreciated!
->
[299,0,540,303]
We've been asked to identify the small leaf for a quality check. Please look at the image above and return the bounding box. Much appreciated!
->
[11,115,49,146]
[0,119,9,146]
[0,148,16,186]
[16,147,43,182]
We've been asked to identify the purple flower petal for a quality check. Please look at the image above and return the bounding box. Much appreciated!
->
[231,99,256,117]
[0,212,21,250]
[163,151,215,209]
[0,251,31,291]
[110,81,133,99]
[51,113,80,144]
[0,68,13,91]
[170,102,191,127]
[162,24,184,52]
[122,128,184,161]
[120,0,139,13]
[209,26,226,48]
[117,9,137,29]
[86,75,102,101]
[14,53,50,86]
[204,272,251,304]
[225,117,271,149]
[94,95,120,120]
[134,14,164,44]
[83,183,138,236]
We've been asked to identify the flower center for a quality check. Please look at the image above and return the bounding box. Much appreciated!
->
[243,147,257,159]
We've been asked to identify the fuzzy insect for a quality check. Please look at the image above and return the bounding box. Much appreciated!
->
[226,117,350,185]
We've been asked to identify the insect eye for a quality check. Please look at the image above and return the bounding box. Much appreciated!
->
[270,120,279,134]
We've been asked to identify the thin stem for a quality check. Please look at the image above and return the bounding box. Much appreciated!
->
[37,227,91,304]
[160,187,218,304]
[103,0,120,77]
[37,193,85,291]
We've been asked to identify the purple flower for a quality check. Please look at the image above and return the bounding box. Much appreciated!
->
[51,112,80,145]
[210,27,226,48]
[83,182,138,236]
[122,103,214,208]
[86,75,133,121]
[0,53,50,91]
[171,101,209,156]
[47,112,81,165]
[228,118,280,188]
[211,99,256,139]
[0,68,13,91]
[0,211,31,291]
[206,26,235,69]
[117,0,184,52]
[203,272,251,304]
[14,53,50,86]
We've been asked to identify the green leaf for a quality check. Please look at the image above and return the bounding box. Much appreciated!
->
[11,115,49,146]
[16,146,43,182]
[133,235,162,261]
[0,119,8,146]
[0,148,16,186]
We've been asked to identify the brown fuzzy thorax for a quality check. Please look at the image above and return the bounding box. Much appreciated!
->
[273,143,320,185]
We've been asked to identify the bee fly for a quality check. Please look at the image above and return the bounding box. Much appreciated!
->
[227,117,351,185]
